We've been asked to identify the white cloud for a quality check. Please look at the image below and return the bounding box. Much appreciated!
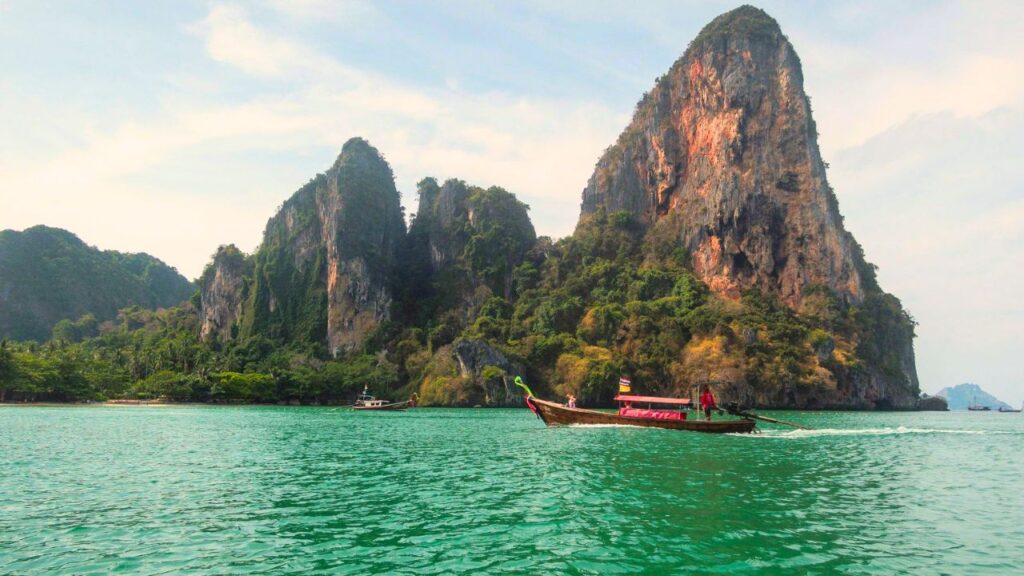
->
[830,108,1024,404]
[1,2,624,278]
[189,3,360,81]
[4,0,1022,405]
[794,0,1024,155]
[264,0,383,25]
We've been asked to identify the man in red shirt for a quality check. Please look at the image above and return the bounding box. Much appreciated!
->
[700,385,716,421]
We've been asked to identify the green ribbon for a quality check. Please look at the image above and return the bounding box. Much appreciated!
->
[513,376,534,398]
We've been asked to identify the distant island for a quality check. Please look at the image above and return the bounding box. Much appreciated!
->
[936,383,1014,411]
[0,6,923,410]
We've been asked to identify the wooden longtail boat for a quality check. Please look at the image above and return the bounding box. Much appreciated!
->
[521,389,757,434]
[352,390,417,411]
[353,399,410,411]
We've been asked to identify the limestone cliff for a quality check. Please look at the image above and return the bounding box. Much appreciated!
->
[581,5,862,308]
[577,5,920,409]
[400,177,536,318]
[239,138,405,356]
[198,245,250,343]
[413,178,535,294]
[414,178,471,272]
[397,179,537,405]
[453,339,524,406]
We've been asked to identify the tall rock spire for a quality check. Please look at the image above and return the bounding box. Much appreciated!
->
[580,5,863,308]
[233,137,405,356]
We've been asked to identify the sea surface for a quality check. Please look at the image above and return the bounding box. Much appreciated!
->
[1,406,1022,575]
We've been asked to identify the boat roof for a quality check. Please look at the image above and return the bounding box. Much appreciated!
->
[615,394,692,406]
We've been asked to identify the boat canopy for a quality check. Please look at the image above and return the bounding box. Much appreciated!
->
[614,394,692,406]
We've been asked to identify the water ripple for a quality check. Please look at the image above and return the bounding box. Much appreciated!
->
[1,407,1022,574]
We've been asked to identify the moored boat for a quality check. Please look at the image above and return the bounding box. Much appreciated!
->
[968,395,991,411]
[352,388,417,411]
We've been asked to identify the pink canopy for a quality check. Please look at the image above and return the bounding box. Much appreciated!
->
[614,394,692,406]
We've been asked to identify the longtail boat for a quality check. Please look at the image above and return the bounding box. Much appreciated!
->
[514,378,756,434]
[352,389,417,411]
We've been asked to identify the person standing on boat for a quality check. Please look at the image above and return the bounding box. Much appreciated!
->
[567,394,577,408]
[700,385,716,421]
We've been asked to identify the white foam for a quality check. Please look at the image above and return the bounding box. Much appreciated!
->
[735,426,1003,438]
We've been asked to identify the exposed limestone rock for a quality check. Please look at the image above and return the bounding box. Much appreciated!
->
[415,178,471,271]
[578,5,919,410]
[580,5,862,309]
[453,339,523,406]
[198,245,250,343]
[918,394,949,412]
[406,177,536,308]
[240,138,405,356]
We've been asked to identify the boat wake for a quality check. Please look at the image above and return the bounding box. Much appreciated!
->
[735,426,1010,439]
[566,423,645,429]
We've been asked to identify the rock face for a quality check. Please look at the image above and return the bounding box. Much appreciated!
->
[411,178,536,298]
[453,339,523,406]
[415,178,471,272]
[198,245,250,343]
[238,138,405,356]
[395,177,536,344]
[918,395,949,411]
[580,5,863,308]
[577,5,920,409]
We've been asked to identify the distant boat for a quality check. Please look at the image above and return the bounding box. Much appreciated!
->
[352,387,417,411]
[998,403,1022,413]
[967,395,991,411]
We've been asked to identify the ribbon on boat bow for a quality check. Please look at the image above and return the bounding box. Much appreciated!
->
[514,376,541,418]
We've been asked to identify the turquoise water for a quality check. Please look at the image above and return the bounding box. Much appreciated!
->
[1,407,1022,575]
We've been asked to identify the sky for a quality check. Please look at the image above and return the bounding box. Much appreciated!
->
[1,0,1021,404]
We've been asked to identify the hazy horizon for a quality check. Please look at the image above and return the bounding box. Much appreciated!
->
[2,1,1021,404]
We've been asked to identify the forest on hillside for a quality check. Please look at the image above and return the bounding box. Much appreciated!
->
[1,205,913,408]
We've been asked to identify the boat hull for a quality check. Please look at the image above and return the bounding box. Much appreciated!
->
[529,398,756,434]
[353,401,410,411]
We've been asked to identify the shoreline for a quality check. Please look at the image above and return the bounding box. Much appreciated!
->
[0,400,966,412]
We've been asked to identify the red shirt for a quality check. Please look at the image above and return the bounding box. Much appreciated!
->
[700,391,716,409]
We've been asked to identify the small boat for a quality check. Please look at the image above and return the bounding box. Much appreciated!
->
[514,378,756,434]
[352,388,417,411]
[998,404,1022,413]
[968,395,991,411]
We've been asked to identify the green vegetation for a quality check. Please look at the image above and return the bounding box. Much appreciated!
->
[405,207,913,408]
[0,226,194,341]
[690,5,780,49]
[0,303,398,404]
[0,151,915,409]
[0,203,914,407]
[240,138,405,349]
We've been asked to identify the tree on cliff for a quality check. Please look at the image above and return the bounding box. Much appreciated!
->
[1,7,921,410]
